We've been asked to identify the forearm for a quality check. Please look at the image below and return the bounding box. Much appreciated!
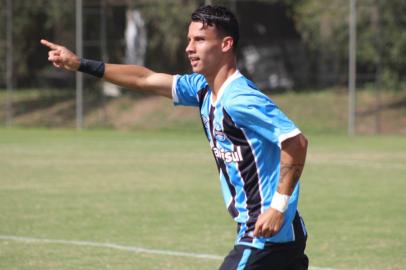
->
[91,62,173,98]
[277,134,308,195]
[104,64,154,91]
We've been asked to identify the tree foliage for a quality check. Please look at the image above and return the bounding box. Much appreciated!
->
[139,0,200,73]
[1,0,404,88]
[294,0,406,88]
[0,0,75,86]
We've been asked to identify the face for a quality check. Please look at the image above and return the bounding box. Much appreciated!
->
[185,21,225,76]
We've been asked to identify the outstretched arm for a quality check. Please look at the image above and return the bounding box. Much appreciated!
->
[41,39,173,98]
[254,133,308,238]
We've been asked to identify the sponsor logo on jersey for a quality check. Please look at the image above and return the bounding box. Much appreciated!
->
[212,146,243,163]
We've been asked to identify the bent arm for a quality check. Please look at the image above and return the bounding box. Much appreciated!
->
[253,133,308,238]
[41,39,173,98]
[277,133,308,195]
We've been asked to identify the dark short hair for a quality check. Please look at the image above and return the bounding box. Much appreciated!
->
[191,5,239,49]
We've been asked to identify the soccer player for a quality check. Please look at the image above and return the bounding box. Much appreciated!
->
[41,5,309,270]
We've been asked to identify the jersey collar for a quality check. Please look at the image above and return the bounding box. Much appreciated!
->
[211,70,243,106]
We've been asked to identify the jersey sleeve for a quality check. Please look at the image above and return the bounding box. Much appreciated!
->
[225,91,301,146]
[172,73,207,107]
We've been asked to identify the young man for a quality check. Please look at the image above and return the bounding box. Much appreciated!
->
[42,5,309,270]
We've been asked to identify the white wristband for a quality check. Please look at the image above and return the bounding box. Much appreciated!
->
[270,192,290,213]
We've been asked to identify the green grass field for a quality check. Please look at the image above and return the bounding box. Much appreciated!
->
[0,128,405,270]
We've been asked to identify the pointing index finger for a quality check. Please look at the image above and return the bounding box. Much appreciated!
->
[41,39,59,50]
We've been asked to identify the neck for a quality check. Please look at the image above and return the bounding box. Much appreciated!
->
[205,60,237,98]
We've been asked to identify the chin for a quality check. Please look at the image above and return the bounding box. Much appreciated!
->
[191,66,202,74]
[191,66,207,75]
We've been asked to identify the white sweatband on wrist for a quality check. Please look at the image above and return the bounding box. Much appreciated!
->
[270,192,290,213]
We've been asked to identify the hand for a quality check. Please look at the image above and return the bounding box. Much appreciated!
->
[41,39,80,71]
[253,207,284,238]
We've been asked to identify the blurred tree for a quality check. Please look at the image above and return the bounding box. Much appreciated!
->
[139,0,200,73]
[0,0,202,86]
[0,0,75,87]
[293,0,406,88]
[1,0,404,89]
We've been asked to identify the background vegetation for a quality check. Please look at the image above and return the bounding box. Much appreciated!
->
[0,0,405,88]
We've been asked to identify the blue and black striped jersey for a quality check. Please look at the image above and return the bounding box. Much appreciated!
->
[172,71,307,249]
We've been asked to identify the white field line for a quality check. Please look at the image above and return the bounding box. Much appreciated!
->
[0,235,337,270]
[0,235,223,260]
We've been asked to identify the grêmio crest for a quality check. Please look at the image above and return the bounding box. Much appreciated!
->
[214,123,226,141]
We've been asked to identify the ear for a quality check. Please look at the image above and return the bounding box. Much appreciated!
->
[221,36,234,53]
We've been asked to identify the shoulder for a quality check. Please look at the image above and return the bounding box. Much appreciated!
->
[176,73,207,89]
[173,73,208,106]
[223,77,274,114]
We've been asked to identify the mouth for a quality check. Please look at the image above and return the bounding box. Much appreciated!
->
[189,56,200,66]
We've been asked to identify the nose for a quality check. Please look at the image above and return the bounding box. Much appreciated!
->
[185,40,194,55]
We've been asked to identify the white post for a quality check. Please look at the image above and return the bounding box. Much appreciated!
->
[76,0,83,130]
[5,0,13,126]
[348,0,357,136]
